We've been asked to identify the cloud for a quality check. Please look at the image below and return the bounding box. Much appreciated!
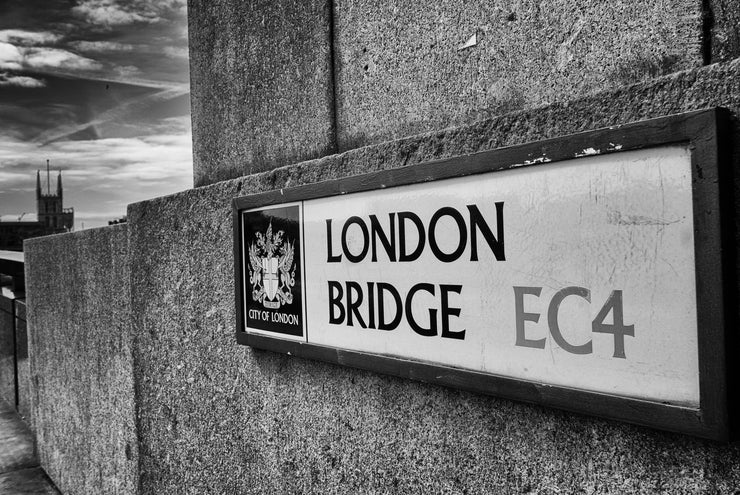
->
[69,40,136,52]
[0,30,62,46]
[0,43,23,70]
[49,133,193,182]
[0,43,101,71]
[23,47,102,71]
[70,40,187,60]
[0,72,46,88]
[71,0,187,28]
[163,46,188,58]
[114,65,141,77]
[73,0,160,26]
[0,128,193,228]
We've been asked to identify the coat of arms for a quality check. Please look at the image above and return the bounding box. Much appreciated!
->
[248,221,296,309]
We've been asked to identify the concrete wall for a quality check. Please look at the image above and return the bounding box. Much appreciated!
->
[25,225,138,495]
[188,0,336,187]
[332,0,702,149]
[188,0,713,187]
[0,286,25,419]
[14,300,29,422]
[0,292,15,405]
[710,0,740,62]
[128,58,740,493]
[22,1,740,493]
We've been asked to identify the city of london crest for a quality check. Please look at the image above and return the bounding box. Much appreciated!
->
[248,221,296,309]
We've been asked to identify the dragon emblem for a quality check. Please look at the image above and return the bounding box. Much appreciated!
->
[248,221,296,309]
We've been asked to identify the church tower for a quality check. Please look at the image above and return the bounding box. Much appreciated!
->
[36,160,74,231]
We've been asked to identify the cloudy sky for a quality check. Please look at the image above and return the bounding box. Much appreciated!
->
[0,0,192,229]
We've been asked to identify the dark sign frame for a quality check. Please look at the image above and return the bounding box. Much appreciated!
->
[234,108,735,441]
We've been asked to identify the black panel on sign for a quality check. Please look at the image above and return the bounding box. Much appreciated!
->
[241,206,303,337]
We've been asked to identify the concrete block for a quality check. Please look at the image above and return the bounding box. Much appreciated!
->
[709,0,740,62]
[25,225,138,495]
[0,294,14,406]
[14,300,30,423]
[130,59,740,493]
[188,0,336,187]
[333,0,703,150]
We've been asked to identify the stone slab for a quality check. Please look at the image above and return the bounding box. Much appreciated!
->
[14,300,30,423]
[333,0,703,150]
[130,58,740,493]
[0,296,14,406]
[25,225,138,495]
[188,0,336,187]
[709,0,740,62]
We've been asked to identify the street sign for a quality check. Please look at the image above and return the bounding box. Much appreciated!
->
[234,109,734,440]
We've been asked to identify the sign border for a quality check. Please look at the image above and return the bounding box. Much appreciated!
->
[233,108,735,441]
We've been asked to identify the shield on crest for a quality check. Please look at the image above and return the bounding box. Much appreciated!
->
[262,257,279,300]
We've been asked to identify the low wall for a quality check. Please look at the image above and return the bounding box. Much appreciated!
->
[0,290,16,406]
[128,58,740,493]
[14,300,29,422]
[25,225,138,495]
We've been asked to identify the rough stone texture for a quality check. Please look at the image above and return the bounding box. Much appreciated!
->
[188,0,336,187]
[25,225,138,495]
[0,293,14,406]
[188,0,710,187]
[14,300,30,423]
[332,0,703,150]
[709,0,740,62]
[130,58,740,494]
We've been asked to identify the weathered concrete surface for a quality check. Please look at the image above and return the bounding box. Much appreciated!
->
[130,58,740,494]
[188,0,711,186]
[188,0,336,187]
[333,0,703,150]
[709,0,740,62]
[14,300,30,423]
[0,292,14,406]
[25,225,138,495]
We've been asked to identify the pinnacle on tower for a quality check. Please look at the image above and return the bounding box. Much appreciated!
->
[57,170,62,198]
[36,170,41,197]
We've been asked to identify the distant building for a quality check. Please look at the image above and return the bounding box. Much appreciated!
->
[0,163,74,251]
[108,216,127,225]
[36,167,74,230]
